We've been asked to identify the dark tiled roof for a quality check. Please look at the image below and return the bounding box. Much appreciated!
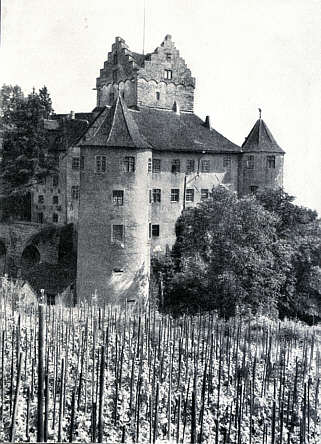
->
[242,119,285,153]
[79,97,241,153]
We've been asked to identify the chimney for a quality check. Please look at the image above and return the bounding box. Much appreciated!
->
[70,110,75,120]
[204,115,211,129]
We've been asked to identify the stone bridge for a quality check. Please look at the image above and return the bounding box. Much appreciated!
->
[0,221,62,277]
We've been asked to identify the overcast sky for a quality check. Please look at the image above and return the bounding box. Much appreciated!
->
[1,0,320,215]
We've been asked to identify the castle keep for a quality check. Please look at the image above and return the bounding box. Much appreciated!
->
[75,35,284,302]
[0,35,285,303]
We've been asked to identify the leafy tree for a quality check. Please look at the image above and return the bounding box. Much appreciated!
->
[158,186,293,318]
[0,84,24,124]
[0,85,57,219]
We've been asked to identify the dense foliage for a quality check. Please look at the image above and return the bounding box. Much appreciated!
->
[0,84,56,219]
[153,187,321,322]
[0,282,320,443]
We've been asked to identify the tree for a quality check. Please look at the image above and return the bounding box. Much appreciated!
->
[0,85,57,219]
[0,84,24,124]
[159,186,293,318]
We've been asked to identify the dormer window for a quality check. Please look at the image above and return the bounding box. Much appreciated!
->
[164,69,172,80]
[113,53,118,65]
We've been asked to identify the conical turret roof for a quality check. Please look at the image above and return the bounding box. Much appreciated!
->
[242,119,285,153]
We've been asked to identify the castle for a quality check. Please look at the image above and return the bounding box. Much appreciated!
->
[0,35,285,303]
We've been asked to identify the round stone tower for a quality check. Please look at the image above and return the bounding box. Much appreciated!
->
[76,97,152,303]
[239,116,285,196]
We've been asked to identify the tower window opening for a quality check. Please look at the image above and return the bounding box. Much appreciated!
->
[267,155,275,168]
[113,53,118,65]
[246,155,255,169]
[186,189,194,202]
[152,189,161,203]
[152,224,160,237]
[72,157,80,170]
[171,159,180,173]
[164,69,172,80]
[80,156,85,170]
[110,92,115,103]
[123,156,135,172]
[166,53,172,61]
[113,190,124,205]
[223,155,231,169]
[112,70,118,82]
[72,186,80,200]
[171,189,180,202]
[186,159,195,174]
[156,91,160,101]
[201,160,210,173]
[201,189,209,201]
[250,185,258,193]
[53,175,59,187]
[53,213,58,223]
[53,195,59,205]
[153,159,161,173]
[148,158,152,173]
[95,155,107,173]
[112,224,124,243]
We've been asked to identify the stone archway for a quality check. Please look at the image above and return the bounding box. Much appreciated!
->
[21,244,40,273]
[0,241,6,275]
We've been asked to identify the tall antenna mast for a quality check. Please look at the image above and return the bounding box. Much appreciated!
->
[142,0,146,54]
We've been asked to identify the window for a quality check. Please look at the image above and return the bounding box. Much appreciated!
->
[53,175,59,187]
[80,156,85,170]
[171,159,180,173]
[148,158,152,173]
[223,155,231,169]
[113,190,124,205]
[53,196,58,205]
[39,177,46,185]
[186,159,195,174]
[149,190,152,203]
[96,155,107,173]
[53,213,58,223]
[164,69,172,80]
[201,160,210,173]
[148,223,152,239]
[156,91,160,101]
[71,185,79,200]
[123,156,135,172]
[201,189,209,201]
[267,155,275,169]
[38,195,44,204]
[37,212,44,224]
[112,225,124,243]
[72,157,80,170]
[112,70,118,82]
[186,189,194,202]
[113,53,118,65]
[166,53,172,61]
[250,186,258,193]
[110,92,114,103]
[153,159,161,173]
[246,155,255,169]
[171,189,180,202]
[152,225,160,237]
[152,189,161,203]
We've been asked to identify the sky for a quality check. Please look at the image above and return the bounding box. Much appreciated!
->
[1,0,320,215]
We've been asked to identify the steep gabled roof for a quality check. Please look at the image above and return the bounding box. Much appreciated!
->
[242,119,285,153]
[79,96,151,148]
[79,96,241,153]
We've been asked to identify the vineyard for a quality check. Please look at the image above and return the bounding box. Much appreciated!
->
[0,279,320,443]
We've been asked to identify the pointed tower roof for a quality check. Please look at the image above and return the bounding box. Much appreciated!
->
[242,118,285,153]
[78,95,151,149]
